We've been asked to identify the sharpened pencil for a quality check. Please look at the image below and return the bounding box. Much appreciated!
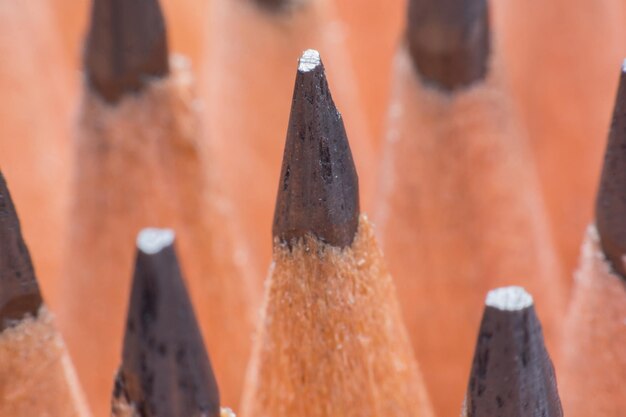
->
[57,1,256,414]
[375,1,565,415]
[462,286,563,417]
[240,50,433,417]
[560,61,626,417]
[0,172,91,417]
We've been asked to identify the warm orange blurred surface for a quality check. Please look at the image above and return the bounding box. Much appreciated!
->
[1,0,625,416]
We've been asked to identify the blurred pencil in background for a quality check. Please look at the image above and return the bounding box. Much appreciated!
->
[56,0,255,415]
[0,173,91,417]
[375,0,565,415]
[560,62,626,417]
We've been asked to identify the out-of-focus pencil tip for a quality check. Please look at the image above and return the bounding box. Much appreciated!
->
[465,286,563,417]
[596,61,626,280]
[0,172,42,332]
[84,0,170,103]
[406,0,490,91]
[112,228,220,417]
[272,49,360,248]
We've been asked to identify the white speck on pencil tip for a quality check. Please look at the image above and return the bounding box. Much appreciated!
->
[137,228,175,254]
[299,49,321,72]
[485,286,534,311]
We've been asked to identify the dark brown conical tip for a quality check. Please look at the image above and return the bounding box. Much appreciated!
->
[596,62,626,280]
[272,49,360,248]
[84,0,170,103]
[407,0,490,91]
[112,228,220,417]
[0,172,42,332]
[464,287,563,417]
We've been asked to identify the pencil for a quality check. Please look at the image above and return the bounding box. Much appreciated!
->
[112,228,234,417]
[57,0,256,414]
[0,0,73,307]
[240,50,433,417]
[375,0,565,415]
[0,172,91,417]
[498,0,625,278]
[462,286,563,417]
[560,62,626,417]
[204,0,376,281]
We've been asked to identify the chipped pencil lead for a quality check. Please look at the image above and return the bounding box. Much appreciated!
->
[0,172,42,331]
[112,228,220,417]
[596,62,626,279]
[464,286,563,417]
[406,0,490,90]
[84,0,169,103]
[272,49,360,248]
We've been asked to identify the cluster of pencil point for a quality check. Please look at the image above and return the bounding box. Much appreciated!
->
[2,0,626,416]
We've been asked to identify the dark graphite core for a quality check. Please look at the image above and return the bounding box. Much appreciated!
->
[113,229,220,417]
[84,0,170,103]
[407,0,491,91]
[0,172,43,332]
[272,50,360,248]
[465,288,563,417]
[596,64,626,280]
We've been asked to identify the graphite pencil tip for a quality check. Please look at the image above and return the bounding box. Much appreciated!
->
[464,286,563,417]
[406,0,490,91]
[112,228,220,417]
[0,172,42,331]
[272,49,360,248]
[84,0,170,103]
[596,61,626,279]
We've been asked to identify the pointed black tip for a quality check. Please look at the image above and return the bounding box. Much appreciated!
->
[596,62,626,280]
[465,286,563,417]
[84,0,170,103]
[113,228,220,417]
[0,172,42,332]
[254,0,290,11]
[406,0,490,91]
[272,49,360,248]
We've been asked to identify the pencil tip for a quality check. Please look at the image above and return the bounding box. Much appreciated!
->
[272,49,360,248]
[596,61,626,279]
[0,172,42,331]
[406,0,490,90]
[113,228,220,417]
[84,0,170,103]
[465,286,563,417]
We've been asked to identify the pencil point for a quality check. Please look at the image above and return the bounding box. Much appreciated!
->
[84,0,170,103]
[406,0,490,90]
[273,49,360,248]
[0,173,42,331]
[465,286,562,417]
[596,62,626,279]
[113,228,220,417]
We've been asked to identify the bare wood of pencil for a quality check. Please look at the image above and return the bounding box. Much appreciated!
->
[112,228,235,417]
[462,286,562,417]
[241,49,433,417]
[0,172,91,417]
[560,61,626,417]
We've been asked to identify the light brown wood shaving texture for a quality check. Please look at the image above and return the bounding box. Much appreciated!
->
[560,225,626,417]
[58,57,255,417]
[241,215,433,417]
[0,307,91,417]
